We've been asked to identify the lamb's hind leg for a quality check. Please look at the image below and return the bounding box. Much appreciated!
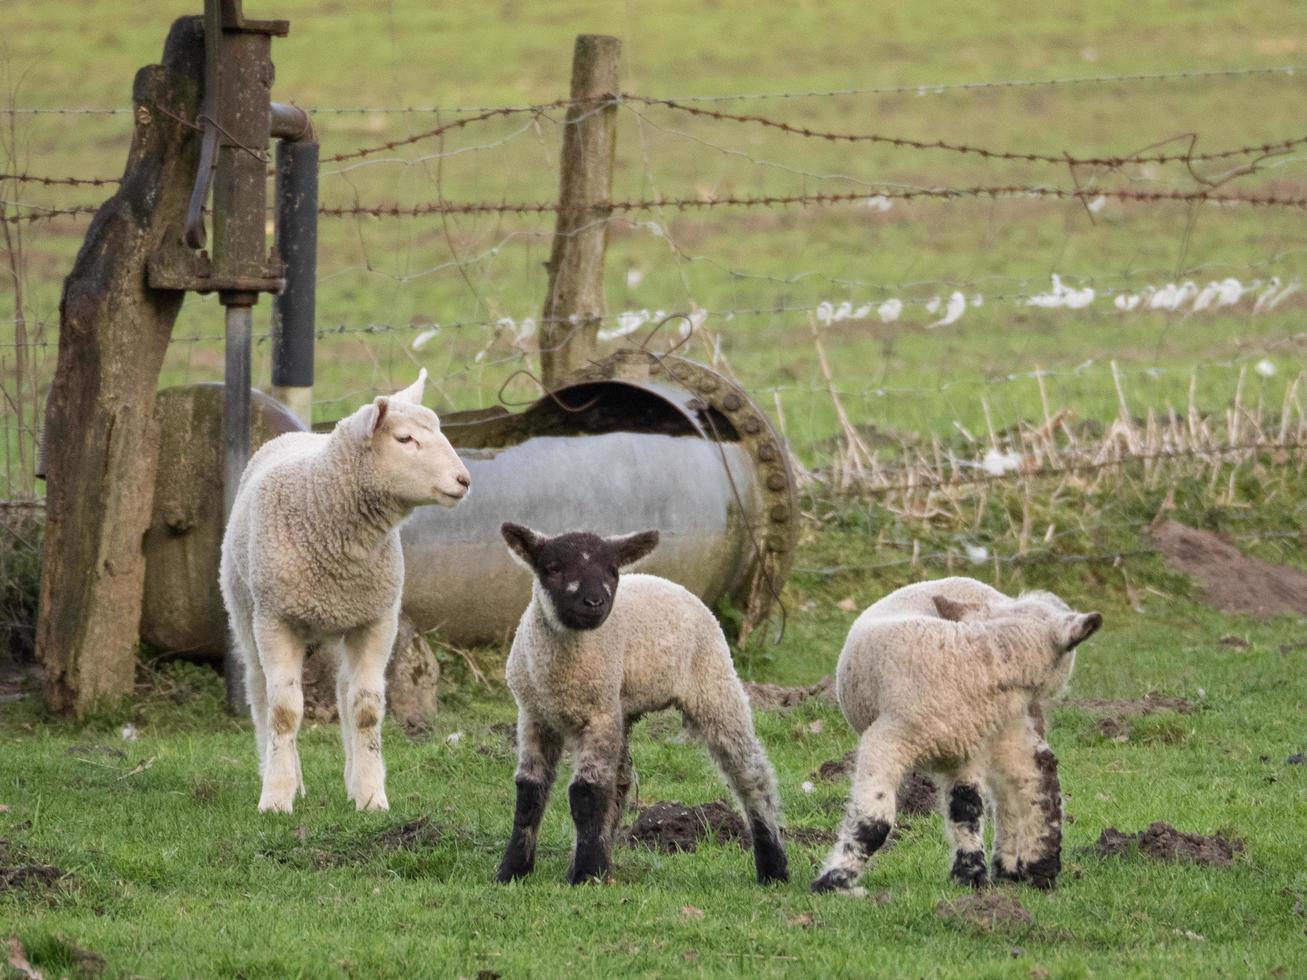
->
[813,720,908,894]
[606,723,636,842]
[253,618,307,813]
[683,683,789,884]
[939,765,989,888]
[343,614,399,812]
[988,714,1063,889]
[324,639,355,803]
[496,715,563,883]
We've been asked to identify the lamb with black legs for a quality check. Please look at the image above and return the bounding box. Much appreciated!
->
[494,523,789,886]
[812,580,1101,895]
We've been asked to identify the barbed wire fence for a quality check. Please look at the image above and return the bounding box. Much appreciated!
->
[3,58,1307,589]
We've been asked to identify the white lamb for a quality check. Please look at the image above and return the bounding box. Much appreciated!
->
[812,579,1101,894]
[494,523,789,886]
[219,371,470,813]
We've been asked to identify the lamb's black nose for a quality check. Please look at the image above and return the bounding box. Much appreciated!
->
[583,596,604,608]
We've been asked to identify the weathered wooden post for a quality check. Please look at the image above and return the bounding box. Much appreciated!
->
[538,34,620,388]
[37,18,206,713]
[39,2,315,715]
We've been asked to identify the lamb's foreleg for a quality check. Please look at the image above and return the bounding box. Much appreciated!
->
[988,713,1063,889]
[813,720,908,894]
[324,639,355,802]
[253,618,307,813]
[683,684,789,884]
[496,715,563,883]
[567,713,623,885]
[343,613,399,812]
[939,766,989,888]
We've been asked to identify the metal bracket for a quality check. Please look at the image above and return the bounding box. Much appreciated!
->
[149,225,285,294]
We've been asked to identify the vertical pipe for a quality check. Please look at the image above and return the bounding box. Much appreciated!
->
[271,138,318,426]
[223,298,253,710]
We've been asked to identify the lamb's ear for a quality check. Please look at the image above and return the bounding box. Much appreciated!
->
[501,522,544,569]
[611,529,659,569]
[933,595,984,622]
[392,368,428,405]
[1063,611,1103,649]
[342,396,390,442]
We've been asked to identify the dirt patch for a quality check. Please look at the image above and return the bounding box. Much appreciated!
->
[622,801,748,853]
[1151,520,1307,617]
[899,770,938,816]
[744,676,837,711]
[812,751,856,781]
[372,817,443,851]
[1094,821,1244,867]
[809,753,937,816]
[1065,692,1194,717]
[936,893,1034,932]
[1219,634,1251,650]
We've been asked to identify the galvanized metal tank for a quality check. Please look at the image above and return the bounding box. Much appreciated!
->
[139,351,796,653]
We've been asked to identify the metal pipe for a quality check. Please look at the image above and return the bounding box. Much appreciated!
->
[270,101,314,142]
[222,299,253,709]
[271,138,318,425]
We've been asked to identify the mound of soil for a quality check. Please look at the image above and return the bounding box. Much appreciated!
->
[899,770,939,816]
[622,801,748,853]
[743,676,838,711]
[1151,520,1307,617]
[1065,692,1194,716]
[808,753,938,815]
[373,817,443,851]
[812,751,856,781]
[936,893,1034,932]
[1094,821,1243,867]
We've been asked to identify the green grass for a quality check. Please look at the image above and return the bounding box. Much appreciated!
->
[5,0,1307,487]
[3,2,1307,975]
[4,477,1307,977]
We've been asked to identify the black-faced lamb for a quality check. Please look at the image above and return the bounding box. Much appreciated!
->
[812,580,1101,895]
[219,371,471,813]
[494,523,789,886]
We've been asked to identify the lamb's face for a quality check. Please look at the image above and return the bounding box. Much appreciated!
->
[371,401,470,507]
[501,523,660,631]
[340,370,471,508]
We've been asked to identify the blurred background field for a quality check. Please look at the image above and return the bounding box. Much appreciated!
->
[5,0,1307,492]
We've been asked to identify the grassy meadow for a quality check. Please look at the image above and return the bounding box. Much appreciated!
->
[3,1,1307,976]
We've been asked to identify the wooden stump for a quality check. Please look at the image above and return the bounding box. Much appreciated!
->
[37,18,204,714]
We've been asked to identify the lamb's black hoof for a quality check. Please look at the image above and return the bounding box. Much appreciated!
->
[752,822,790,885]
[811,868,858,894]
[992,858,1022,884]
[1020,853,1060,891]
[950,850,989,889]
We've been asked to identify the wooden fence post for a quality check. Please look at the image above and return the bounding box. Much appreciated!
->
[36,18,204,714]
[539,34,620,388]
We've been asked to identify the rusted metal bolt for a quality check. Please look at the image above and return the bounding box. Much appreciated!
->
[722,392,743,412]
[767,534,788,553]
[756,442,777,462]
[687,398,707,412]
[770,504,789,523]
[696,378,718,393]
[742,416,762,435]
[766,472,787,492]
